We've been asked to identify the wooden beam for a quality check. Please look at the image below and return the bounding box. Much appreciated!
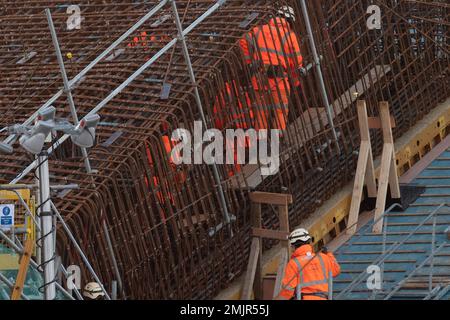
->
[252,202,263,300]
[373,143,394,233]
[379,102,401,199]
[278,203,290,251]
[10,237,34,300]
[272,248,288,299]
[347,141,370,235]
[249,192,293,206]
[368,116,396,129]
[241,238,260,300]
[252,228,289,241]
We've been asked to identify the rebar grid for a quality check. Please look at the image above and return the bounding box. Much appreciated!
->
[0,0,448,299]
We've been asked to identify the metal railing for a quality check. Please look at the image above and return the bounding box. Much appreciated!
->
[0,184,108,300]
[336,203,450,300]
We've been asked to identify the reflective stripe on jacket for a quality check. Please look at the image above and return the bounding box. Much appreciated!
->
[279,244,341,300]
[239,17,303,71]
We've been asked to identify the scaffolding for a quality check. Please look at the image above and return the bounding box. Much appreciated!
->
[0,0,448,299]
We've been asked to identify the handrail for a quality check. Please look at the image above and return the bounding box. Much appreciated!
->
[336,204,448,299]
[433,284,450,300]
[384,243,448,300]
[335,203,404,256]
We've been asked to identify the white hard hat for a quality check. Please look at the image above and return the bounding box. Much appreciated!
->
[289,228,311,245]
[83,282,105,300]
[278,5,296,22]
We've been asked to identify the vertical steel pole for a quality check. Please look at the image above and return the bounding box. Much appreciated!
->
[429,213,437,293]
[111,280,118,300]
[37,152,56,300]
[170,0,232,227]
[299,0,340,153]
[45,9,93,173]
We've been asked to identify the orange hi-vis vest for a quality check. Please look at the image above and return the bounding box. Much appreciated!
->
[145,135,186,208]
[213,81,254,177]
[213,81,254,130]
[238,18,302,130]
[239,17,303,78]
[279,244,341,300]
[128,31,170,49]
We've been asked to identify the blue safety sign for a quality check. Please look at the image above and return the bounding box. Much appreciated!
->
[0,204,14,230]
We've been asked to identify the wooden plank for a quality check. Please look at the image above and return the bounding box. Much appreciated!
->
[373,143,394,233]
[379,102,394,144]
[368,116,396,129]
[347,141,370,235]
[252,202,263,300]
[278,202,290,251]
[379,102,400,199]
[10,237,34,300]
[241,238,260,300]
[249,192,293,206]
[251,228,289,241]
[272,248,288,299]
[357,100,377,198]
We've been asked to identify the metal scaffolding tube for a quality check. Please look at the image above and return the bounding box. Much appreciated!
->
[3,0,169,145]
[10,0,228,185]
[37,153,56,300]
[299,0,340,153]
[45,8,92,174]
[171,0,231,226]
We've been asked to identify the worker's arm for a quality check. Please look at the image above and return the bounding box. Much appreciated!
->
[239,32,254,65]
[275,259,298,300]
[325,252,341,277]
[284,32,303,68]
[284,32,303,87]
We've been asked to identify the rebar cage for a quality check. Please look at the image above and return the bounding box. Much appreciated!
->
[0,0,449,299]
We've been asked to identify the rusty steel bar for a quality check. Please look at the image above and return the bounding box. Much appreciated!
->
[0,0,448,300]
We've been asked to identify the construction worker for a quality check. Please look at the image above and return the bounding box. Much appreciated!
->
[144,125,186,221]
[212,80,254,177]
[239,6,303,131]
[276,228,340,300]
[82,282,105,300]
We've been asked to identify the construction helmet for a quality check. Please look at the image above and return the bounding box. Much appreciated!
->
[83,282,105,300]
[278,5,296,22]
[289,228,311,245]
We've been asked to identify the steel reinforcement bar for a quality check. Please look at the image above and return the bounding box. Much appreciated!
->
[0,0,448,299]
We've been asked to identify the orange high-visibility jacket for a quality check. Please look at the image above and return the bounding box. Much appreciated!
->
[213,81,254,177]
[128,31,170,48]
[145,136,186,206]
[239,17,303,77]
[278,244,341,300]
[213,81,254,130]
[238,18,302,130]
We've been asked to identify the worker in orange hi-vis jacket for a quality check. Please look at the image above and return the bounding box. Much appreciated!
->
[275,228,341,300]
[144,124,186,222]
[212,80,255,177]
[239,6,303,131]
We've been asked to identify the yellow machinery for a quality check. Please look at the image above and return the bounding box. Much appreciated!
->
[0,186,36,270]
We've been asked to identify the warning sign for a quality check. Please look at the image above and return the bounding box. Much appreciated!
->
[0,204,14,230]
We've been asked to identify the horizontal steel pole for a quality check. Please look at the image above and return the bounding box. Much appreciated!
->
[4,0,169,145]
[11,0,227,184]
